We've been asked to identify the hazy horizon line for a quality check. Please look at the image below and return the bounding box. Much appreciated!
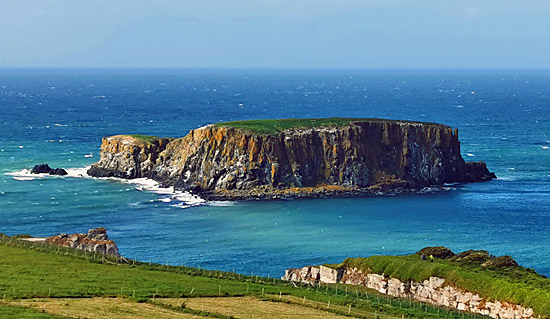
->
[1,66,549,72]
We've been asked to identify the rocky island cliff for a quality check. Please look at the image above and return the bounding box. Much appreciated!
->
[87,118,495,200]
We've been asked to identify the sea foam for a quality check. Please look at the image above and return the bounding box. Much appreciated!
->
[6,167,208,208]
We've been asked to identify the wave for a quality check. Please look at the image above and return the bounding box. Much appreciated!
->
[5,167,208,208]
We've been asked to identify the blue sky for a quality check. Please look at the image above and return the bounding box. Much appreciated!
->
[2,0,549,69]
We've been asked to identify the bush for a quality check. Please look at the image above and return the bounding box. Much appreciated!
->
[11,234,33,239]
[416,247,455,259]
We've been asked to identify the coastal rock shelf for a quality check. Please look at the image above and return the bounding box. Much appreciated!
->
[87,118,495,200]
[21,228,119,256]
[282,266,535,319]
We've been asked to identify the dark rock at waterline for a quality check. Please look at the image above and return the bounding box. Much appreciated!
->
[460,162,497,182]
[31,164,67,176]
[31,164,52,174]
[49,168,68,176]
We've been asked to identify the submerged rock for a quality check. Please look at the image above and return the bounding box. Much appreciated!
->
[87,118,496,200]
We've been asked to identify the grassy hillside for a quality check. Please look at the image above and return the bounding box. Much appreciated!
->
[214,117,438,135]
[340,254,550,317]
[0,238,475,319]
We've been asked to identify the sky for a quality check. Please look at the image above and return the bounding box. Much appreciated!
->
[1,0,549,69]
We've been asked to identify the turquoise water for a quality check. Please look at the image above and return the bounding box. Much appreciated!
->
[1,69,549,276]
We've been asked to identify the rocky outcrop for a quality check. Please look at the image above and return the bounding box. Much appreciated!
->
[31,164,67,176]
[283,266,535,319]
[86,136,173,179]
[87,119,496,200]
[45,228,119,256]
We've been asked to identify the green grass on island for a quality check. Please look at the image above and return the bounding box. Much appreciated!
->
[0,238,501,319]
[127,134,172,144]
[214,117,440,135]
[337,250,550,317]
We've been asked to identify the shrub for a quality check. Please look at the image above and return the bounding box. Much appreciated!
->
[416,247,455,259]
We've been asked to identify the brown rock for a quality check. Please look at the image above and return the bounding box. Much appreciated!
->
[45,228,119,256]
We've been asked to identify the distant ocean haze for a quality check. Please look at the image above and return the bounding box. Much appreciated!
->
[0,69,549,276]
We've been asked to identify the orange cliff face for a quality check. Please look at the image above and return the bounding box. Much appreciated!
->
[87,120,496,200]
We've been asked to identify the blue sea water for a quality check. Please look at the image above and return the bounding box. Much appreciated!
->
[1,69,549,277]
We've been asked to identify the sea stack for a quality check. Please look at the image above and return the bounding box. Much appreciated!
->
[87,118,495,200]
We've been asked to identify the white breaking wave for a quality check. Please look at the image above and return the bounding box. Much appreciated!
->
[5,166,209,208]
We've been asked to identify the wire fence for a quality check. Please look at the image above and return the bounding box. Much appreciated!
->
[1,237,496,319]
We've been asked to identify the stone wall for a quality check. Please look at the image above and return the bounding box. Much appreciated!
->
[282,266,536,319]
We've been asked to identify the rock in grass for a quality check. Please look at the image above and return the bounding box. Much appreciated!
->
[452,250,492,264]
[482,255,519,269]
[46,228,119,256]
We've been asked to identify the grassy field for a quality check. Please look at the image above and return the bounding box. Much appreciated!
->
[0,237,480,319]
[214,117,437,135]
[340,255,550,317]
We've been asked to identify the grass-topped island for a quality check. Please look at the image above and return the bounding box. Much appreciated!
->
[86,117,495,201]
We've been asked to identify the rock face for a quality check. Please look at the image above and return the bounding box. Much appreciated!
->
[45,228,119,256]
[31,164,67,176]
[87,119,496,200]
[283,266,535,319]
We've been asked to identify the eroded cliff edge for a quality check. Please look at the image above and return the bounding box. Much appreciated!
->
[87,118,495,200]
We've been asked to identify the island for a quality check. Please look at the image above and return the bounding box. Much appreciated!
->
[87,118,496,200]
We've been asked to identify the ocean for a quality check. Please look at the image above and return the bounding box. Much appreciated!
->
[1,69,549,277]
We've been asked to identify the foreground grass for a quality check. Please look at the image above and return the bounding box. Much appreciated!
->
[10,298,202,319]
[158,296,350,319]
[0,303,69,319]
[214,117,435,135]
[0,238,476,319]
[341,255,550,317]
